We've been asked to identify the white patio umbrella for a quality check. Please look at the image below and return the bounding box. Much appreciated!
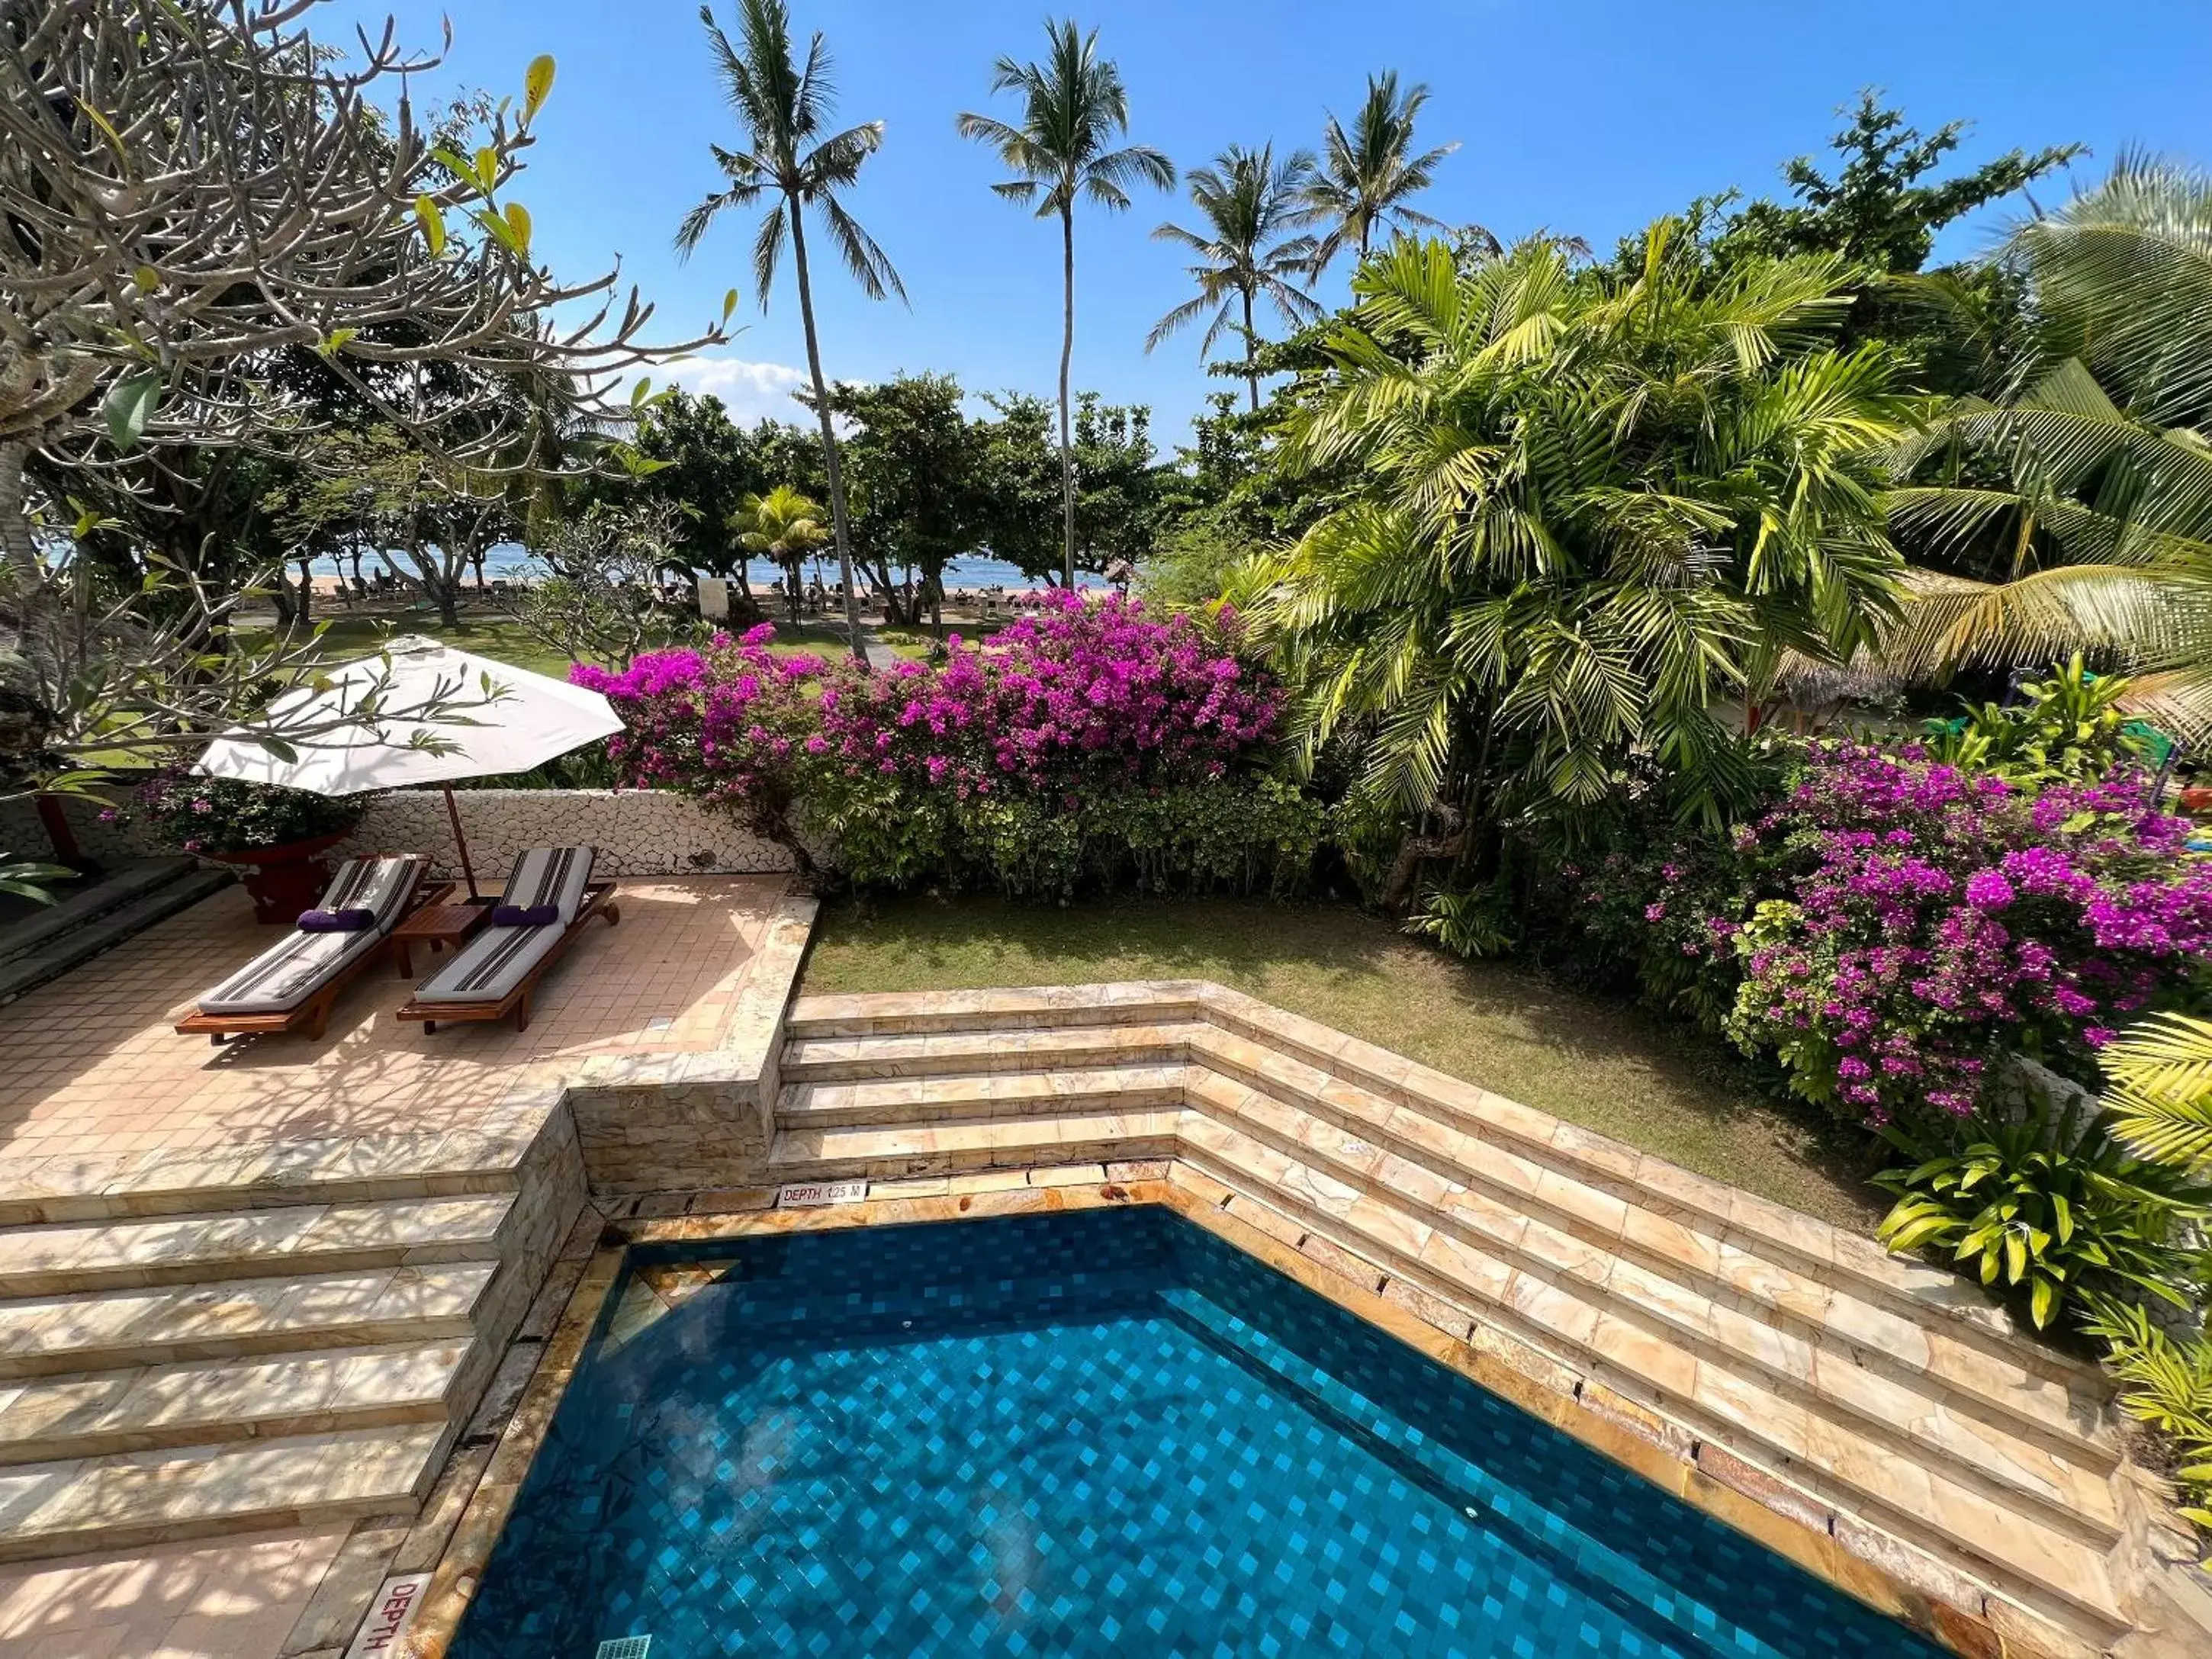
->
[194,635,624,899]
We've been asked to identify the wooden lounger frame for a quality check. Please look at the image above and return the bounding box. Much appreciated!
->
[394,881,620,1034]
[175,860,432,1044]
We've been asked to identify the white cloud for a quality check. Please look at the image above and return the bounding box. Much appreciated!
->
[658,355,812,424]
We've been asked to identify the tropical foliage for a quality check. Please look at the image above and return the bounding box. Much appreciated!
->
[1248,228,1910,844]
[130,773,363,859]
[1918,655,2159,788]
[2102,1014,2212,1175]
[579,594,1305,893]
[1886,156,2212,743]
[1873,1098,2212,1328]
[2079,1296,2212,1532]
[731,485,829,619]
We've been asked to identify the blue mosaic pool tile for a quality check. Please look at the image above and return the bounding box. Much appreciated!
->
[452,1208,1947,1658]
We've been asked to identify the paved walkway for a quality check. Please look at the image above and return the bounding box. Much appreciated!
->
[0,1526,348,1658]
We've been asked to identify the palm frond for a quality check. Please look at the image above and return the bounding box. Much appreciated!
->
[2103,1015,2212,1174]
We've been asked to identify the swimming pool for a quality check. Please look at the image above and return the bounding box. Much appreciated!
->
[452,1208,1945,1657]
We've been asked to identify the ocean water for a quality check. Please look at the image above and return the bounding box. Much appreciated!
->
[449,1208,1945,1659]
[303,550,1090,593]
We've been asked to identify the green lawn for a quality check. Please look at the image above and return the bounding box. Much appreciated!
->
[802,895,1887,1230]
[299,610,587,680]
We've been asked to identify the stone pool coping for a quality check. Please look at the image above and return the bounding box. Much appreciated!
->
[381,1167,2146,1659]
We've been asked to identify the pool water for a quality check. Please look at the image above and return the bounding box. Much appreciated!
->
[452,1208,1944,1658]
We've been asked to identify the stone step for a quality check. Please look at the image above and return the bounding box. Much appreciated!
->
[0,860,204,968]
[1182,1056,2117,1470]
[0,1339,466,1464]
[0,1262,494,1379]
[769,1107,1182,1182]
[789,985,2104,1397]
[784,984,1208,1040]
[0,1421,449,1564]
[0,866,233,1006]
[775,1063,1188,1130]
[0,1120,542,1227]
[0,1194,521,1297]
[780,1022,1205,1083]
[1185,1079,2123,1544]
[1191,995,2101,1389]
[1175,1120,2127,1639]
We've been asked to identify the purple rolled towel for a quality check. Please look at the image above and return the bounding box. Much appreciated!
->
[492,902,561,928]
[298,907,376,933]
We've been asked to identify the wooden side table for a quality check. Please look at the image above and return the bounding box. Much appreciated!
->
[391,886,494,978]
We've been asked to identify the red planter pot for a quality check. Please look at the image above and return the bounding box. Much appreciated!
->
[204,831,352,924]
[2178,785,2212,817]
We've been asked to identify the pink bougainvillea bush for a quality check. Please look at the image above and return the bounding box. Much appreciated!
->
[1561,741,2212,1125]
[573,596,1320,895]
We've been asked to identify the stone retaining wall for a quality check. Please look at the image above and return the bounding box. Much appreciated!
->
[2,787,798,879]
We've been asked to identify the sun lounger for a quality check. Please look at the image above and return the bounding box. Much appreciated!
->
[176,854,430,1043]
[394,844,618,1033]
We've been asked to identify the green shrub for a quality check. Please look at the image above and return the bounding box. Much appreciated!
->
[1407,882,1520,960]
[808,774,1327,901]
[1920,655,2159,787]
[1873,1099,2212,1328]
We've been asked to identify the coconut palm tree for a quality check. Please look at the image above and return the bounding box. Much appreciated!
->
[1880,156,2212,741]
[1243,227,1908,850]
[1299,71,1461,276]
[1147,144,1324,412]
[731,484,829,621]
[956,19,1173,587]
[675,0,904,666]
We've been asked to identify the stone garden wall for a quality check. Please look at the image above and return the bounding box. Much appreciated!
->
[2,787,799,879]
[336,789,795,879]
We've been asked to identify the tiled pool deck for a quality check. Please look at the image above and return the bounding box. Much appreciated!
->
[0,876,793,1165]
[0,876,797,1659]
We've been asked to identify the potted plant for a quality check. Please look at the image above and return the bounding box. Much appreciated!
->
[134,771,365,922]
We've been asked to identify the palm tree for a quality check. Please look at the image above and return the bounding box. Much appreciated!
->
[675,0,904,666]
[1298,71,1461,276]
[731,484,829,622]
[1243,228,1907,854]
[1881,156,2212,743]
[1147,144,1324,412]
[956,19,1173,587]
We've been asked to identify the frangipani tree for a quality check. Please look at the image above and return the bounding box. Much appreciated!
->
[513,498,692,670]
[0,0,722,813]
[0,0,713,565]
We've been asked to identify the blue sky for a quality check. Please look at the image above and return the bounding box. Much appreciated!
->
[329,1,2212,452]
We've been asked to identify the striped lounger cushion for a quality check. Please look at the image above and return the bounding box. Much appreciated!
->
[412,846,597,1007]
[198,854,426,1015]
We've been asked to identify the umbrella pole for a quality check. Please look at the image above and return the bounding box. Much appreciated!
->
[442,784,480,900]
